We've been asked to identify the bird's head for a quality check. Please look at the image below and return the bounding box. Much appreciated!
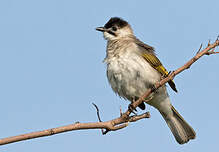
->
[96,17,133,41]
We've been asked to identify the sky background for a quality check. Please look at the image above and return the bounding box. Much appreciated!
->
[0,0,218,151]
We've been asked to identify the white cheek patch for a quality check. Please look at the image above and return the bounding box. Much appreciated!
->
[103,32,116,40]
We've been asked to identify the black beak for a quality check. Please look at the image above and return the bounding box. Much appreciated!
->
[95,27,106,32]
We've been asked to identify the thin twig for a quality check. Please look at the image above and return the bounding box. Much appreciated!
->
[92,103,106,134]
[120,106,122,116]
[208,39,211,46]
[196,43,203,54]
[92,103,102,122]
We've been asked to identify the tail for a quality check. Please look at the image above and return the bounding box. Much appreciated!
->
[160,106,196,144]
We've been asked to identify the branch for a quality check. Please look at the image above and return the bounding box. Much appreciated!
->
[0,112,150,146]
[0,39,218,146]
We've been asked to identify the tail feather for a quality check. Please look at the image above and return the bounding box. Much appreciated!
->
[160,106,196,144]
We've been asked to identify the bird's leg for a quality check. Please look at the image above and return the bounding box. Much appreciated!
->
[128,104,137,115]
[128,97,138,115]
[149,84,157,93]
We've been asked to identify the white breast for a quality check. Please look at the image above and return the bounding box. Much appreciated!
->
[106,49,161,101]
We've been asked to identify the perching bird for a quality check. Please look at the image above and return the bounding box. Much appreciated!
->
[96,17,196,144]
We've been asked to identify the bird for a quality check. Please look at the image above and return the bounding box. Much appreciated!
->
[96,17,196,144]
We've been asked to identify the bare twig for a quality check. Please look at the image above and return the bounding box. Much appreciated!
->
[92,103,102,122]
[208,39,211,46]
[196,43,203,54]
[92,103,106,134]
[0,39,218,146]
[120,106,122,116]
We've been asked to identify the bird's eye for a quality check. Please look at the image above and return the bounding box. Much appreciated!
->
[112,26,117,31]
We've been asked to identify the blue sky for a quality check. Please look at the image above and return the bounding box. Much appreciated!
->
[0,0,218,151]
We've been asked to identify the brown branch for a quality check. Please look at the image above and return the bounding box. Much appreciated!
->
[0,112,150,145]
[0,39,218,146]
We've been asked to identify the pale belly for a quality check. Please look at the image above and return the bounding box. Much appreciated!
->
[106,53,172,113]
[106,53,159,100]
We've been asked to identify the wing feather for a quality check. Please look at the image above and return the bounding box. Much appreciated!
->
[136,39,177,92]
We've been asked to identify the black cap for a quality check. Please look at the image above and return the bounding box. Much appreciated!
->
[104,17,128,29]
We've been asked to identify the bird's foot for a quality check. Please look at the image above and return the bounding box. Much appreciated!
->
[149,84,157,93]
[128,104,137,115]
